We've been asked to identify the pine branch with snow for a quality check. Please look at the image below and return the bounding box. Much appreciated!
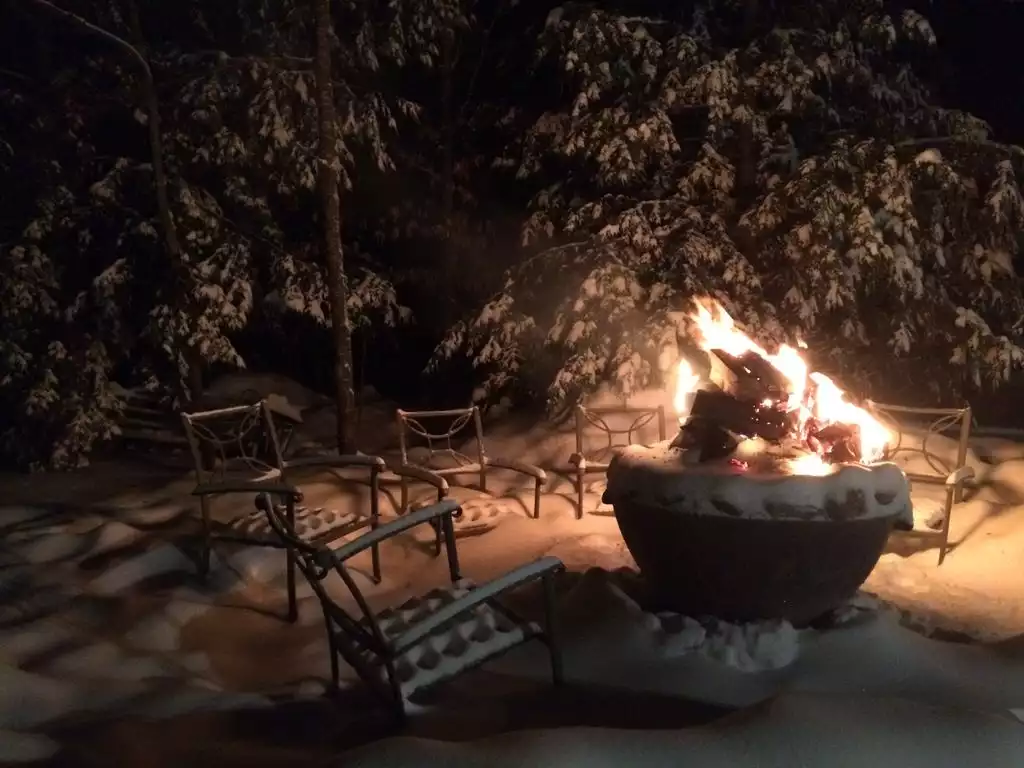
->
[436,1,1024,409]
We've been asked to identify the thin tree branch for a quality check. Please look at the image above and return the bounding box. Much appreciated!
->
[0,67,34,84]
[896,136,1024,157]
[28,0,202,403]
[177,50,313,69]
[28,0,150,79]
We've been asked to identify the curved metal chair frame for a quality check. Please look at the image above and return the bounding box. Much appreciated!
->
[259,496,565,722]
[570,404,667,519]
[181,401,446,620]
[396,406,547,519]
[866,400,975,565]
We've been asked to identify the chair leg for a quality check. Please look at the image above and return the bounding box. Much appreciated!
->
[393,701,408,729]
[285,497,298,623]
[433,489,445,557]
[371,544,382,583]
[329,652,339,692]
[575,471,585,520]
[285,548,298,622]
[198,497,212,579]
[534,478,543,520]
[383,666,408,726]
[937,489,954,567]
[370,473,382,583]
[370,526,382,584]
[543,573,563,685]
[326,624,340,689]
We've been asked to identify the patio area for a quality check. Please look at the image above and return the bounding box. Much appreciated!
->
[3,396,1024,764]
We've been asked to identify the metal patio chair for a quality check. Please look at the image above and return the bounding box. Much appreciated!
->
[395,406,547,519]
[259,495,565,722]
[866,400,975,565]
[569,404,667,518]
[181,401,447,620]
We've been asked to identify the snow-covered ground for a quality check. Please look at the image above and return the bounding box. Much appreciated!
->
[343,693,1024,768]
[2,403,1024,766]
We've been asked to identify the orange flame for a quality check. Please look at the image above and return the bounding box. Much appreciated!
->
[673,358,701,418]
[673,299,889,468]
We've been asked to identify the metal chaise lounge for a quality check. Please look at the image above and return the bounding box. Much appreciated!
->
[260,495,565,721]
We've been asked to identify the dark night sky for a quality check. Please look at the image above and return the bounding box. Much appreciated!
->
[930,2,1024,144]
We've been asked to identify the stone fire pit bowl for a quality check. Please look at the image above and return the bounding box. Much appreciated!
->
[603,442,913,627]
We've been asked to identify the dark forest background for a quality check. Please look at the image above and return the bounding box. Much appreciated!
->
[3,0,1024,469]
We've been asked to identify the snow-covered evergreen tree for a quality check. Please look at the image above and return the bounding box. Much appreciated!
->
[347,0,519,333]
[438,1,1024,409]
[0,0,458,467]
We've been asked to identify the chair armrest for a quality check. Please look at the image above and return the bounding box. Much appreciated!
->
[327,499,462,565]
[485,456,547,481]
[568,453,611,473]
[391,464,450,496]
[284,454,386,472]
[946,465,975,487]
[391,556,565,655]
[192,479,299,498]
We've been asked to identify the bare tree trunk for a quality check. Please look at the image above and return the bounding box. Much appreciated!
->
[440,30,455,230]
[29,0,201,407]
[125,1,204,408]
[313,0,356,453]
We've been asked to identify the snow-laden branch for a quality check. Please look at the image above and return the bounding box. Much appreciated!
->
[896,136,1024,159]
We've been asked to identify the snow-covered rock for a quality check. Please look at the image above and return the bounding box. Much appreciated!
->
[557,569,801,674]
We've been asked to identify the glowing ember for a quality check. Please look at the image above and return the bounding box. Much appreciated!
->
[786,452,832,476]
[673,298,889,467]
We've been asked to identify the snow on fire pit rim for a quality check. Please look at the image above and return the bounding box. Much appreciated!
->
[603,440,913,527]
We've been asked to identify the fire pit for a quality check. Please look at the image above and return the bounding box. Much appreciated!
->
[602,299,913,626]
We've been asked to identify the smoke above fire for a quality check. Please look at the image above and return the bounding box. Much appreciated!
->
[673,298,889,468]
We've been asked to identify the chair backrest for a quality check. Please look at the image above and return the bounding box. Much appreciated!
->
[180,401,286,485]
[258,495,392,678]
[865,400,972,479]
[574,404,667,465]
[396,407,485,469]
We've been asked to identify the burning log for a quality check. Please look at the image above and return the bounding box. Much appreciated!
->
[670,415,741,461]
[807,421,861,464]
[671,298,891,468]
[710,349,790,402]
[686,389,796,442]
[679,388,873,466]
